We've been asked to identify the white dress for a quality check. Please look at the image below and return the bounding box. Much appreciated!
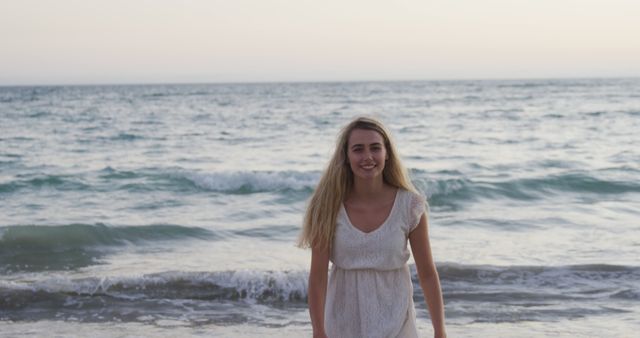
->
[325,189,427,338]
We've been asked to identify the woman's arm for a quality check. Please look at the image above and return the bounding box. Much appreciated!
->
[409,213,447,338]
[308,244,330,338]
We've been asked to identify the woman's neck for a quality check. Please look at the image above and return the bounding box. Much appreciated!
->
[350,177,388,201]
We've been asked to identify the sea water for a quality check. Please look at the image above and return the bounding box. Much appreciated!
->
[1,79,639,337]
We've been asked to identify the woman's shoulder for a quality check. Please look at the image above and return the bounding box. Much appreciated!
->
[397,188,425,203]
[392,188,426,232]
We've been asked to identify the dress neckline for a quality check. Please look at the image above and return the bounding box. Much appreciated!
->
[342,189,400,235]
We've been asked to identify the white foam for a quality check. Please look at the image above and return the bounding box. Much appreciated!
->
[6,270,309,302]
[182,171,319,192]
[213,269,308,301]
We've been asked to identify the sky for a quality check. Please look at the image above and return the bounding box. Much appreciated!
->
[1,0,639,85]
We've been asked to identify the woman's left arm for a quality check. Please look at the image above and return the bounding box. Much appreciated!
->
[409,213,447,338]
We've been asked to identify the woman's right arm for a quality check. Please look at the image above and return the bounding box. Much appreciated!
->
[308,244,330,338]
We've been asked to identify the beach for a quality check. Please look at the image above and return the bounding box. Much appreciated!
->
[1,78,639,337]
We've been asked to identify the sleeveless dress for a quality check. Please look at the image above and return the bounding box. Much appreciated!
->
[325,189,427,338]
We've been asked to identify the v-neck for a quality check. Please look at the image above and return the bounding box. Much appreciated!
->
[342,189,400,235]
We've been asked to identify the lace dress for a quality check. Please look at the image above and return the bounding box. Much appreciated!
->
[325,189,427,338]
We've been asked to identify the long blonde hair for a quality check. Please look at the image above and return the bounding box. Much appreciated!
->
[298,116,418,250]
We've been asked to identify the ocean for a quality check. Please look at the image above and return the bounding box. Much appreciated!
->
[1,78,639,337]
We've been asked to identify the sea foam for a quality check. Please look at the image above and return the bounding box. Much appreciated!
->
[181,170,319,193]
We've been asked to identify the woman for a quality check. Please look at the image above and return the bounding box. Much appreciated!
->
[299,117,447,338]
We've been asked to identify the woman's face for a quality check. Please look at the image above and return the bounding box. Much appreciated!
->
[346,128,388,181]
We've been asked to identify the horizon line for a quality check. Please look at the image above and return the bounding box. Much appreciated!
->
[1,75,639,88]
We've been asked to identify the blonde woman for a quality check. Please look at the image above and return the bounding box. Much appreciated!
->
[299,117,446,338]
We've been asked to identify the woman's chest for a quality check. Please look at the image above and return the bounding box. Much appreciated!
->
[344,202,395,233]
[331,219,409,268]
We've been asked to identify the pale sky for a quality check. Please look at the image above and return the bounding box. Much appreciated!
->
[1,0,639,85]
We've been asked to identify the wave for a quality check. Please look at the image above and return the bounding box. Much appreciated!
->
[0,270,307,304]
[435,263,640,293]
[1,264,637,323]
[101,167,319,194]
[417,171,640,207]
[179,170,319,193]
[1,168,319,195]
[0,174,90,194]
[3,167,639,203]
[0,270,308,324]
[0,224,215,272]
[100,167,640,198]
[1,264,637,305]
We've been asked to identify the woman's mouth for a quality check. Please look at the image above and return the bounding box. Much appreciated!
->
[360,163,376,170]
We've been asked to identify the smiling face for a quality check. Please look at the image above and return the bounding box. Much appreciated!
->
[346,128,388,181]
